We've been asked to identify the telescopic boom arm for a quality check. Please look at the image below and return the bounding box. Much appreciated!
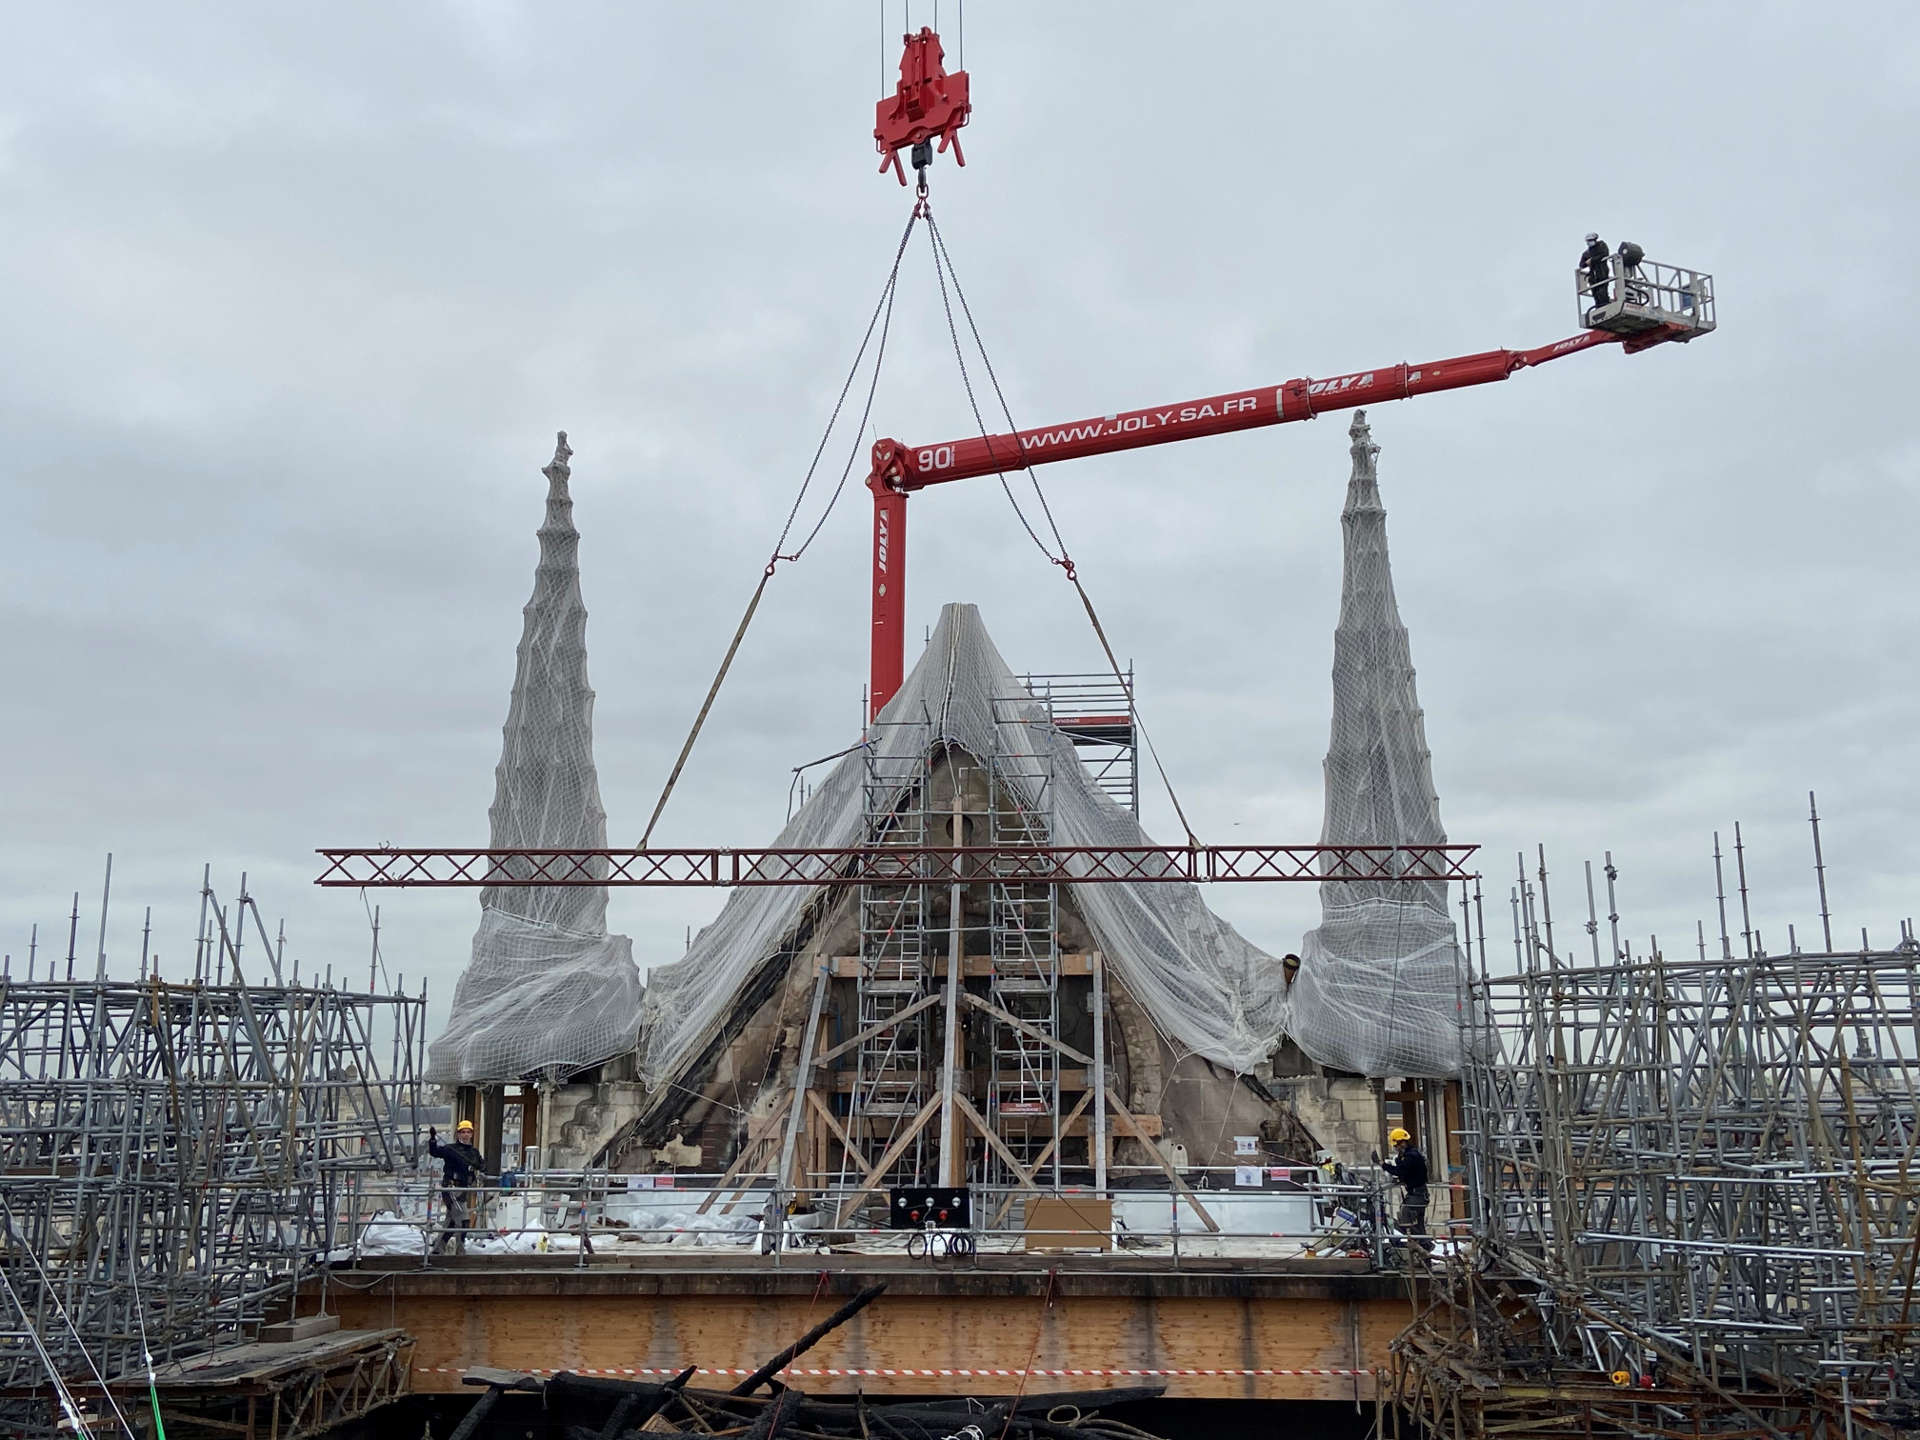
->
[863,321,1680,718]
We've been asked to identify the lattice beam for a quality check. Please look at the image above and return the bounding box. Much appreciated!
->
[315,842,1480,888]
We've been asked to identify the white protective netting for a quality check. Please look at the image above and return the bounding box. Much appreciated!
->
[1290,411,1464,1078]
[638,600,1293,1094]
[427,433,645,1085]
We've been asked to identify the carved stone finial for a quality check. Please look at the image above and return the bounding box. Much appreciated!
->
[1348,409,1379,462]
[543,430,572,485]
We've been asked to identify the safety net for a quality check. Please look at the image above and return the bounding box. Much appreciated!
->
[639,600,1296,1094]
[1291,411,1464,1077]
[426,435,644,1085]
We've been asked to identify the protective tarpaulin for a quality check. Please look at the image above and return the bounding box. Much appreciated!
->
[639,601,1292,1093]
[427,434,644,1085]
[1291,411,1463,1078]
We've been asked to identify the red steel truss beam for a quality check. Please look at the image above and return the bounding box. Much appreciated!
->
[315,843,1478,889]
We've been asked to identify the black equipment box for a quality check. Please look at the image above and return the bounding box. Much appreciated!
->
[889,1185,971,1229]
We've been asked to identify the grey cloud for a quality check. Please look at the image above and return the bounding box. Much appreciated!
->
[4,5,1916,1035]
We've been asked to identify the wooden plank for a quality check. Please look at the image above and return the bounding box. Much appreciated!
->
[831,954,1095,978]
[1022,1196,1114,1252]
[140,1329,409,1387]
[828,1068,1092,1092]
[326,1289,1401,1402]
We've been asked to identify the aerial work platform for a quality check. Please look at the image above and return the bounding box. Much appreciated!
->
[1579,253,1716,341]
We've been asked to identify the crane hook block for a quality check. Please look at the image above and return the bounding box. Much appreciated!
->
[874,27,970,186]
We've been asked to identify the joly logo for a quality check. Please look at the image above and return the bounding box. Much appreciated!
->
[1307,372,1374,398]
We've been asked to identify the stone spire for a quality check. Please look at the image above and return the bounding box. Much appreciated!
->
[479,429,610,933]
[1316,409,1447,872]
[429,433,642,1087]
[1291,410,1462,1078]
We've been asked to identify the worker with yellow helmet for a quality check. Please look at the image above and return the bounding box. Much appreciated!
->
[1383,1125,1434,1252]
[427,1117,494,1255]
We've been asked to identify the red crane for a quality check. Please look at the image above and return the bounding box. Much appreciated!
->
[863,310,1710,718]
[859,28,1717,721]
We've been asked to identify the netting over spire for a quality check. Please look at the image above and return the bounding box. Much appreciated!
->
[1289,410,1463,1077]
[638,602,1292,1095]
[427,433,644,1085]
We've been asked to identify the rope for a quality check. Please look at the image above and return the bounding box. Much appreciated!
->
[923,217,1062,565]
[923,214,1198,844]
[1065,575,1197,846]
[996,1267,1058,1440]
[0,1267,97,1439]
[640,208,919,847]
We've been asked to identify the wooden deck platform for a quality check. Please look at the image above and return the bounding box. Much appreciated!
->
[104,1327,412,1440]
[306,1252,1414,1403]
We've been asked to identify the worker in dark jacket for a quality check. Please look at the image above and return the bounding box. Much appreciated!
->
[1581,232,1611,309]
[1382,1127,1434,1251]
[427,1119,493,1254]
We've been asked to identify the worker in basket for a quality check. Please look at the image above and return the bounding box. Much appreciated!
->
[1581,232,1612,310]
[1382,1127,1434,1253]
[428,1118,495,1255]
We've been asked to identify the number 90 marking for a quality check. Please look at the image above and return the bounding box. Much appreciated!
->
[917,445,954,472]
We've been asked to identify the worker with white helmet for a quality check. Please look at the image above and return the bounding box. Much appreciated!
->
[1581,232,1612,311]
[1382,1125,1434,1252]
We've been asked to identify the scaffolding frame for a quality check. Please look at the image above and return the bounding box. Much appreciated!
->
[848,714,937,1189]
[986,696,1064,1190]
[1018,670,1138,818]
[0,900,426,1414]
[1397,829,1920,1440]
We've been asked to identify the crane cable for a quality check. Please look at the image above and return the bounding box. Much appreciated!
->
[922,212,1199,845]
[639,207,920,848]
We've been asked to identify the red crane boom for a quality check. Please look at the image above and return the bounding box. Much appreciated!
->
[863,321,1686,718]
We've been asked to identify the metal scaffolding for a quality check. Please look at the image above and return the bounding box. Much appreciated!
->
[986,696,1064,1190]
[849,714,937,1187]
[1394,823,1920,1440]
[1018,669,1138,818]
[0,880,426,1426]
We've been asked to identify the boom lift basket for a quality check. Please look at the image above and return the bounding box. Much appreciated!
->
[1578,255,1716,340]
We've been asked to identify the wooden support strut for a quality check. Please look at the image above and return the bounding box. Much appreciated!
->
[833,1095,943,1225]
[693,1097,791,1217]
[1091,951,1108,1196]
[813,990,942,1066]
[939,786,965,1188]
[775,963,831,1195]
[1106,1086,1219,1232]
[989,1089,1096,1230]
[962,991,1093,1065]
[806,1087,873,1176]
[954,1091,1044,1192]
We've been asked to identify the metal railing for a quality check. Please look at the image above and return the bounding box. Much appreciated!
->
[1575,254,1715,330]
[325,1163,1458,1272]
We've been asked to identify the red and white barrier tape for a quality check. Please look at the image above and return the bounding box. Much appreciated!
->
[418,1364,1374,1379]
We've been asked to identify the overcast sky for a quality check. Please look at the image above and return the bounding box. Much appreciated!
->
[4,4,1915,1029]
